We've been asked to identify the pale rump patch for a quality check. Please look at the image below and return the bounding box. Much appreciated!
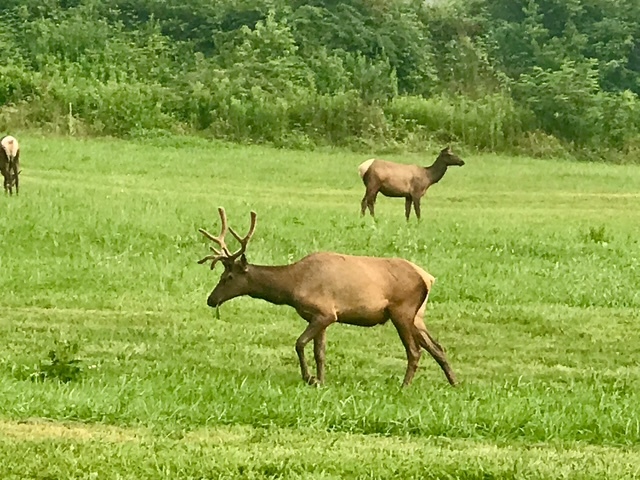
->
[358,159,376,178]
[408,263,436,328]
[1,135,19,158]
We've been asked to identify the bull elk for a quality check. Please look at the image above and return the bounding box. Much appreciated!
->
[197,207,457,387]
[0,135,21,195]
[358,146,465,221]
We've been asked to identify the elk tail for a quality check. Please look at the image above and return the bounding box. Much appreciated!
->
[358,159,375,180]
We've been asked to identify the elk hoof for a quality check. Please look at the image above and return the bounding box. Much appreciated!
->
[305,376,320,387]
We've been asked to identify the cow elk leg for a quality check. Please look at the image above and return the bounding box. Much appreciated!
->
[12,164,18,195]
[360,194,369,216]
[412,196,422,220]
[404,197,412,221]
[366,191,378,217]
[361,184,379,218]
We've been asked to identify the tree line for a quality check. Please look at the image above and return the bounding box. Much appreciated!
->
[1,0,639,159]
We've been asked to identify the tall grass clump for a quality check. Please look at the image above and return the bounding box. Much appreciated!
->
[385,92,529,151]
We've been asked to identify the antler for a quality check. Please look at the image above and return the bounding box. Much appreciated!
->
[197,207,231,269]
[228,211,257,258]
[198,208,258,269]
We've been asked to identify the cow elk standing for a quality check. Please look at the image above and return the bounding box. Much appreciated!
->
[197,207,457,387]
[0,135,21,195]
[358,146,465,221]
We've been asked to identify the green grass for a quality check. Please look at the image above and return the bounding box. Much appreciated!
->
[1,134,640,478]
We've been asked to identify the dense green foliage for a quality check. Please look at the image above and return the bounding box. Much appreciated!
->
[1,136,640,477]
[1,0,639,157]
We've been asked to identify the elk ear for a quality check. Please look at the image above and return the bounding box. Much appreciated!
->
[239,254,249,272]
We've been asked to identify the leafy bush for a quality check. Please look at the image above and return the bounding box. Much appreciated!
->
[0,0,638,158]
[514,60,602,146]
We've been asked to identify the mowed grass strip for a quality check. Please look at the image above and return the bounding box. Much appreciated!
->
[1,305,638,445]
[1,420,640,479]
[1,135,640,477]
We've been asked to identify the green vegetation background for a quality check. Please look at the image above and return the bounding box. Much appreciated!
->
[1,0,639,159]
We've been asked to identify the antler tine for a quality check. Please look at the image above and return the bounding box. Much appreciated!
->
[197,253,227,270]
[198,207,232,256]
[228,211,258,259]
[197,207,234,268]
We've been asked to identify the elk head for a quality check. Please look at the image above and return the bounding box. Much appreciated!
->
[198,207,257,308]
[438,146,465,167]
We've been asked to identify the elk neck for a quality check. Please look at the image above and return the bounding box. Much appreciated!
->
[425,157,448,184]
[245,264,298,306]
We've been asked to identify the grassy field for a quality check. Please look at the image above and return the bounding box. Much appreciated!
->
[1,134,640,479]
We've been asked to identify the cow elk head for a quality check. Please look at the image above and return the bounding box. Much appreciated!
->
[438,146,465,167]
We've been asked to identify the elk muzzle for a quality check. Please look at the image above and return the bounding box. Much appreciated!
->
[207,285,235,309]
[207,294,220,308]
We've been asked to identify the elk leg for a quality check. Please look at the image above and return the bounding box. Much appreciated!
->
[390,315,422,386]
[404,197,412,221]
[11,163,18,195]
[414,317,457,386]
[361,183,379,217]
[295,316,334,385]
[313,329,327,383]
[367,191,378,217]
[361,184,377,217]
[401,333,422,386]
[412,196,421,220]
[360,194,369,216]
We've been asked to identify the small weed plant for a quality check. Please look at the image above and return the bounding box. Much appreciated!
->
[30,340,83,383]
